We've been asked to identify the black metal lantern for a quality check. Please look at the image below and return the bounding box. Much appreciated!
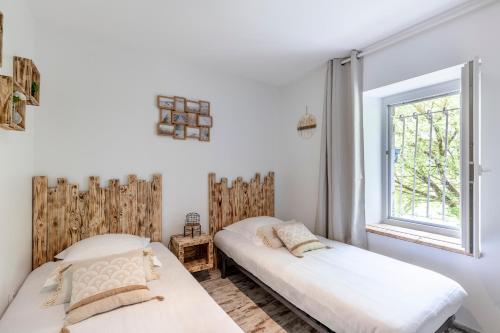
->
[184,212,201,237]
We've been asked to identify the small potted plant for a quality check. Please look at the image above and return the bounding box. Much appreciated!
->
[12,91,26,125]
[31,81,39,97]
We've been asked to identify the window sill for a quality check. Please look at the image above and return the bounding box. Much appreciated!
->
[366,223,471,256]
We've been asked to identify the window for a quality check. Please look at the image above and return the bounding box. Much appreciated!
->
[388,92,461,230]
[364,60,482,257]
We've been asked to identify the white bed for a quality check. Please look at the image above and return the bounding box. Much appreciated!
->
[0,242,243,333]
[215,229,467,333]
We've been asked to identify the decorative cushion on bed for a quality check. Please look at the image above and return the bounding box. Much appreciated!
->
[273,222,327,257]
[44,249,159,306]
[62,249,164,329]
[256,221,294,248]
[224,216,283,246]
[55,234,150,261]
[142,248,161,281]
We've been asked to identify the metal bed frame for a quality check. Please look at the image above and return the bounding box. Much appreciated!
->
[218,249,456,333]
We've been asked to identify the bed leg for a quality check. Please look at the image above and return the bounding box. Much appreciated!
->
[219,250,227,279]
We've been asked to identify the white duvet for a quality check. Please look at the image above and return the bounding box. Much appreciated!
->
[215,230,467,333]
[0,242,243,333]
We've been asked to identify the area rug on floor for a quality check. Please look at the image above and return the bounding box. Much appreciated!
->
[195,269,468,333]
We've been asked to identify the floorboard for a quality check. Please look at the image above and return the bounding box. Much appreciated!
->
[195,269,469,333]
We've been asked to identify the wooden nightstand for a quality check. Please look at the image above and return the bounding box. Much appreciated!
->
[170,234,214,273]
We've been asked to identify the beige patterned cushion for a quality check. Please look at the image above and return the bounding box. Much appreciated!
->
[273,222,327,257]
[142,248,160,281]
[257,221,293,248]
[44,248,159,307]
[63,249,163,328]
[43,264,74,306]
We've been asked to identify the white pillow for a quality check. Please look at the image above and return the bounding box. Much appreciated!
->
[55,234,150,262]
[223,216,283,245]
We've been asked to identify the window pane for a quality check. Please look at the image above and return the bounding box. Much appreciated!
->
[390,93,461,228]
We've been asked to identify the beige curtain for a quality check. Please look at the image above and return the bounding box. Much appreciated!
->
[315,51,367,248]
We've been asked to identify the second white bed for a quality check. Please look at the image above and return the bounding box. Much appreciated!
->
[215,229,466,333]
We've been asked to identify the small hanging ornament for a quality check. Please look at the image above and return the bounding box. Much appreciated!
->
[297,105,317,139]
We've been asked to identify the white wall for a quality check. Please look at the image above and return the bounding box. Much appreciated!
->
[0,0,36,316]
[33,25,281,243]
[275,65,325,230]
[276,3,500,331]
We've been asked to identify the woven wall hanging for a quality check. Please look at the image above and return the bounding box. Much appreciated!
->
[297,106,317,139]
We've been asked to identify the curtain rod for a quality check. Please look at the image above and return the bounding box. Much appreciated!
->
[340,52,363,65]
[340,0,496,65]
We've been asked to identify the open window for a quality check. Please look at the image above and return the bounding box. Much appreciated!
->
[364,60,481,257]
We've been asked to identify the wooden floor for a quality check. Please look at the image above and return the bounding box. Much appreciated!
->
[195,269,468,333]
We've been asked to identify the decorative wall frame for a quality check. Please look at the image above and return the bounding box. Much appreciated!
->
[172,111,188,125]
[198,115,212,127]
[200,127,210,142]
[186,100,200,113]
[157,123,174,136]
[156,94,213,142]
[174,96,186,112]
[174,124,186,140]
[158,96,174,109]
[199,101,210,115]
[187,113,197,127]
[186,126,200,139]
[160,109,171,123]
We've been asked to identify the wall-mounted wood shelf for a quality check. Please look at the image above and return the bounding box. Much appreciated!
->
[29,62,40,105]
[13,56,40,106]
[0,75,26,131]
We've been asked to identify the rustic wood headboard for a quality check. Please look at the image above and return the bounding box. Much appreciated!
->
[208,172,275,239]
[32,174,162,269]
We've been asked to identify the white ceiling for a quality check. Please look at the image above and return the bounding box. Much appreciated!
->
[28,0,470,86]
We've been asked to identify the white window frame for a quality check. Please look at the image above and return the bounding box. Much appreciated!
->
[461,59,482,257]
[383,80,463,239]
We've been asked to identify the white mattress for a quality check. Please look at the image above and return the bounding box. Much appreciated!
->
[0,242,243,333]
[215,230,467,333]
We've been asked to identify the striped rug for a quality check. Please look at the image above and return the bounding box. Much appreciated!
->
[195,269,467,333]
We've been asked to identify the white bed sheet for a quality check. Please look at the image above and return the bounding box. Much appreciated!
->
[215,230,467,333]
[0,242,243,333]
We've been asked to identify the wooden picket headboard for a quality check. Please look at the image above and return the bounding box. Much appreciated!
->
[208,172,275,239]
[32,174,162,269]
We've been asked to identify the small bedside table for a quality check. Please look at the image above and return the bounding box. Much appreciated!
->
[170,234,214,273]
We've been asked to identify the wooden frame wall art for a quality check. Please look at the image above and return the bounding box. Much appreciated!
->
[200,127,210,142]
[157,123,174,136]
[156,94,213,141]
[174,96,186,112]
[186,126,200,139]
[0,18,41,132]
[13,56,40,106]
[32,174,162,269]
[0,75,26,131]
[157,96,174,109]
[198,115,212,127]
